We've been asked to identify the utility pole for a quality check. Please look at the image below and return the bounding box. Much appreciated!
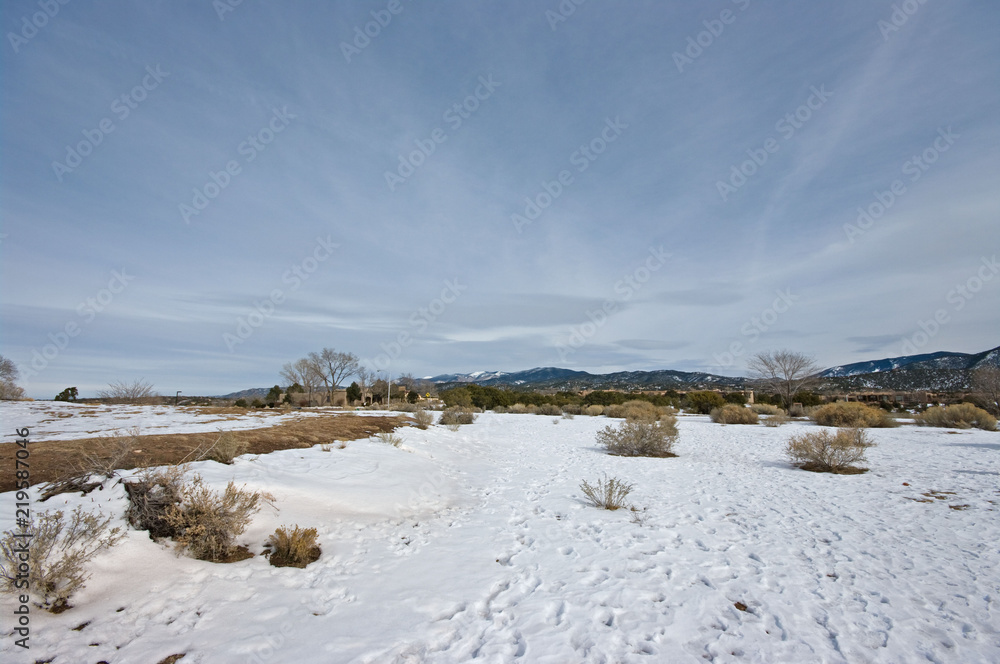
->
[175,390,181,406]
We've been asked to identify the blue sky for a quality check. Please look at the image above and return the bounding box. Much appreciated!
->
[2,0,998,398]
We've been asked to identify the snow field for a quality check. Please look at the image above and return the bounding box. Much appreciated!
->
[0,400,325,442]
[1,410,998,663]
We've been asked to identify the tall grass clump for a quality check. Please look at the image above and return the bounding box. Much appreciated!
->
[584,405,605,416]
[786,428,875,474]
[536,403,563,416]
[580,475,633,511]
[915,403,996,431]
[751,403,782,415]
[710,404,759,424]
[263,526,321,568]
[811,402,898,428]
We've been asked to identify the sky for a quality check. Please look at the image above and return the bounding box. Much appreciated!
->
[1,0,998,399]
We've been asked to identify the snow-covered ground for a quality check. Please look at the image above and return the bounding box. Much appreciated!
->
[2,411,999,663]
[0,401,327,442]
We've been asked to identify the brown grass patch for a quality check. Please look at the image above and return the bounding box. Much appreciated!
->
[1,413,406,493]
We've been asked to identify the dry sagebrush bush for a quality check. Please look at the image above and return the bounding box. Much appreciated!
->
[763,411,790,427]
[606,400,661,421]
[786,428,875,473]
[507,403,529,414]
[198,431,249,465]
[915,403,996,431]
[536,403,563,416]
[580,475,634,511]
[710,404,759,425]
[811,402,898,428]
[439,406,477,426]
[751,403,782,415]
[413,410,433,429]
[1,507,125,612]
[263,525,321,568]
[165,477,274,562]
[596,418,678,457]
[584,404,605,416]
[562,404,583,415]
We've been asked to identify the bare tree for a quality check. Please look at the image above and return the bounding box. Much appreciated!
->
[355,367,375,406]
[307,348,359,405]
[0,355,25,400]
[747,350,821,408]
[280,359,322,406]
[972,366,1000,415]
[98,379,157,404]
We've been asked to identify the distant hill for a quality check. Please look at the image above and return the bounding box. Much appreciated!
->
[820,345,999,391]
[218,345,999,399]
[216,387,271,400]
[430,367,746,392]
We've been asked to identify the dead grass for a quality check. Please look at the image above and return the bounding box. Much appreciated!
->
[580,475,634,511]
[263,525,321,568]
[3,413,406,493]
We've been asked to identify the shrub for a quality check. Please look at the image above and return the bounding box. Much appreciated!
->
[439,406,477,426]
[596,418,678,457]
[710,404,759,424]
[751,403,782,415]
[413,410,433,429]
[376,432,403,447]
[584,404,605,416]
[786,428,875,473]
[1,507,125,611]
[811,402,898,428]
[685,391,726,414]
[508,403,530,414]
[234,399,248,408]
[263,526,321,568]
[788,403,807,417]
[562,404,583,415]
[123,466,187,538]
[914,403,997,431]
[763,411,790,427]
[165,477,273,562]
[536,403,563,416]
[580,475,634,511]
[390,402,420,413]
[606,400,660,421]
[198,431,249,464]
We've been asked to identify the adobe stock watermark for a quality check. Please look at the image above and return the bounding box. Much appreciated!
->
[843,126,958,243]
[223,236,340,352]
[545,0,588,31]
[673,0,751,73]
[512,116,629,234]
[52,65,170,182]
[7,0,71,55]
[384,74,501,192]
[712,289,799,369]
[212,0,246,21]
[20,269,135,378]
[899,255,998,355]
[179,106,297,224]
[716,85,833,202]
[368,279,467,370]
[878,0,930,41]
[340,0,413,63]
[556,245,672,363]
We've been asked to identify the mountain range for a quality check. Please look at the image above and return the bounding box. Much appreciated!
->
[216,345,999,398]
